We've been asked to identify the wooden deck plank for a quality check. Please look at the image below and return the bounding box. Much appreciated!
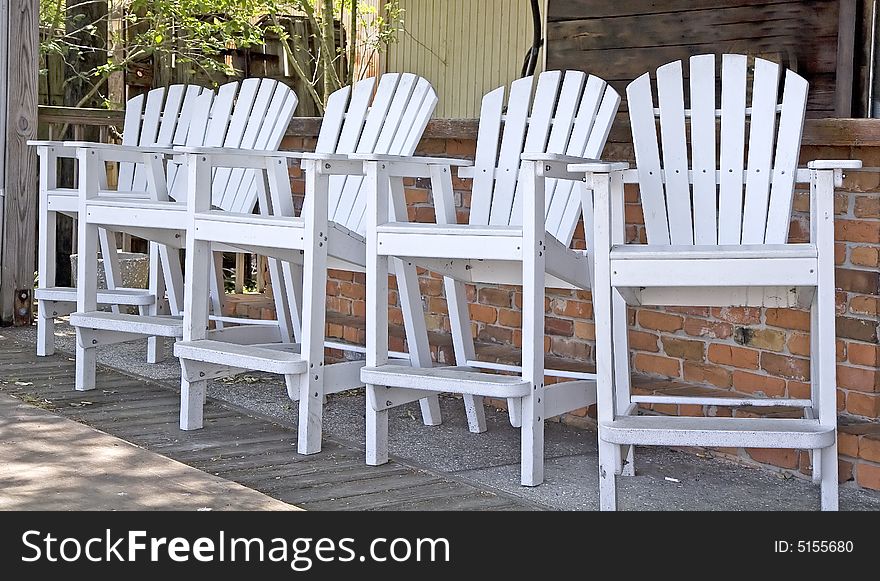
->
[0,337,537,511]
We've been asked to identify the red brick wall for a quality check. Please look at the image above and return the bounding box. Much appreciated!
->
[275,135,880,491]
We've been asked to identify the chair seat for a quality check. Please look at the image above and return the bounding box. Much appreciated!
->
[70,311,184,337]
[609,243,818,290]
[362,364,532,397]
[600,415,835,449]
[36,286,155,306]
[175,340,307,375]
[193,211,366,266]
[375,222,589,289]
[610,243,817,260]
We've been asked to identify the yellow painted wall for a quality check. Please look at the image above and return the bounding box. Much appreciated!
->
[384,0,546,118]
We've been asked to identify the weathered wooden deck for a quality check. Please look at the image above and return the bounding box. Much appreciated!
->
[0,337,537,510]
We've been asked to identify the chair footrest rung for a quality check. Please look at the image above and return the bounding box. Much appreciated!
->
[362,364,531,397]
[175,340,307,375]
[36,286,155,306]
[600,416,835,449]
[70,311,183,337]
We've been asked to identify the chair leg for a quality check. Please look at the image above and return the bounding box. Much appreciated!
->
[598,438,619,510]
[74,342,97,392]
[507,398,522,428]
[521,391,544,486]
[365,386,389,466]
[293,371,323,455]
[180,377,206,430]
[620,445,636,477]
[464,396,487,433]
[819,443,839,511]
[146,242,166,364]
[36,303,56,357]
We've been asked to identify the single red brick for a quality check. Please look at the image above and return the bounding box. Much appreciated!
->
[498,308,522,327]
[837,365,880,393]
[760,352,810,381]
[628,330,659,352]
[479,287,512,308]
[633,353,681,378]
[662,337,705,361]
[477,325,513,344]
[707,344,760,369]
[837,316,878,343]
[468,304,497,324]
[746,448,799,470]
[765,308,811,331]
[787,333,810,357]
[787,380,811,399]
[545,317,574,336]
[574,321,595,341]
[838,429,860,457]
[836,268,880,295]
[733,370,787,397]
[712,307,761,324]
[848,342,880,367]
[847,392,880,418]
[854,195,880,218]
[683,362,732,387]
[856,462,880,491]
[835,219,880,243]
[638,310,684,332]
[850,246,879,268]
[683,317,734,339]
[860,435,880,463]
[850,296,879,316]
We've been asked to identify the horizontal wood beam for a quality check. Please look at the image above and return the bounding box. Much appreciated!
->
[38,110,880,150]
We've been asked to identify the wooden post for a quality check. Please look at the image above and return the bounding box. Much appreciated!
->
[836,0,857,117]
[1,0,39,326]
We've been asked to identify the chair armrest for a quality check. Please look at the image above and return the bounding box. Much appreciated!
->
[174,145,306,160]
[29,140,79,159]
[64,142,176,164]
[567,160,631,173]
[347,153,473,167]
[807,160,862,170]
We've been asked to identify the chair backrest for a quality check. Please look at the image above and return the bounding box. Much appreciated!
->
[468,70,619,245]
[117,84,210,193]
[164,78,299,211]
[627,54,809,246]
[320,73,438,235]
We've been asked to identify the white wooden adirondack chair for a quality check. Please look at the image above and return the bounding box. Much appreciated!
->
[571,54,861,511]
[70,77,299,392]
[31,85,209,359]
[360,70,620,485]
[173,73,481,455]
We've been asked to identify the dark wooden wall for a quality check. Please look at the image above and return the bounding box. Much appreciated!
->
[546,0,861,118]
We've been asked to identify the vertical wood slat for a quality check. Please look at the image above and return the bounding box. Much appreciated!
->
[1,0,39,325]
[627,73,670,245]
[557,82,620,245]
[765,70,809,244]
[469,86,505,226]
[835,0,857,117]
[718,54,748,244]
[545,74,602,235]
[488,76,533,225]
[509,71,563,227]
[116,93,145,192]
[332,74,402,229]
[689,54,718,245]
[542,71,587,237]
[656,60,694,245]
[131,87,168,192]
[741,58,781,244]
